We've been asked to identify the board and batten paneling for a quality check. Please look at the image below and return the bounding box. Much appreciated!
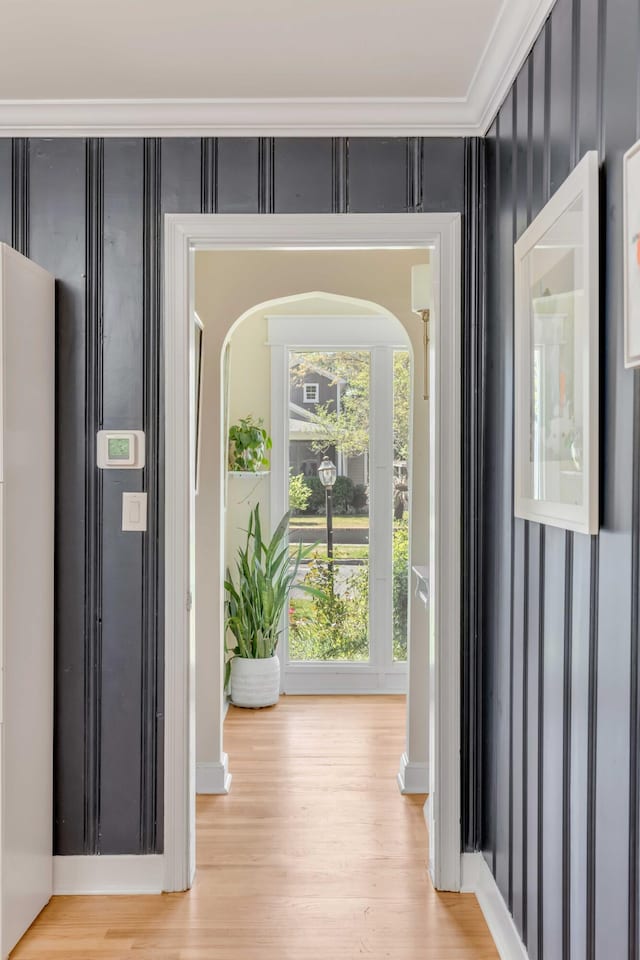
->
[0,136,472,855]
[481,0,640,957]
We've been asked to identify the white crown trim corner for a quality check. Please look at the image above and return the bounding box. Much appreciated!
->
[468,0,558,134]
[53,855,164,895]
[0,2,558,138]
[461,853,529,960]
[196,753,232,795]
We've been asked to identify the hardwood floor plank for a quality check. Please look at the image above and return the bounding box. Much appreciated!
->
[11,696,497,959]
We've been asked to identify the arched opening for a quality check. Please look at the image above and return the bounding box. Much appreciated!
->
[193,250,432,799]
[224,291,412,694]
[163,212,462,896]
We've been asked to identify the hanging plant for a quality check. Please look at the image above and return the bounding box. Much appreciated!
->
[228,415,272,472]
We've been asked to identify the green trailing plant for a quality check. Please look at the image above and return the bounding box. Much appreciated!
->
[225,504,323,678]
[228,415,272,472]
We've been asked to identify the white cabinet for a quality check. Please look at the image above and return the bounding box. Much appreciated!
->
[0,244,54,958]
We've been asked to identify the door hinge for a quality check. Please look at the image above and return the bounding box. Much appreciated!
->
[186,591,193,613]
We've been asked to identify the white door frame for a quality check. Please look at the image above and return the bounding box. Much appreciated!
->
[268,315,411,694]
[163,213,462,894]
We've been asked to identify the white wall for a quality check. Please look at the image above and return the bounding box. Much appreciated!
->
[194,249,431,767]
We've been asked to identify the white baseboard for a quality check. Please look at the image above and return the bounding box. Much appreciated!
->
[461,853,529,960]
[396,752,429,794]
[53,855,164,895]
[196,752,232,794]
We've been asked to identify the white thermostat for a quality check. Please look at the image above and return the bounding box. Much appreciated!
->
[97,430,145,469]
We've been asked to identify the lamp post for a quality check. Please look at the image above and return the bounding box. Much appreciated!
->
[317,456,337,563]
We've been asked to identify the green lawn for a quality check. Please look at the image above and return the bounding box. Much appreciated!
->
[290,515,370,529]
[289,543,369,561]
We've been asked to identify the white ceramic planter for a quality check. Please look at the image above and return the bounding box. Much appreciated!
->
[230,655,280,708]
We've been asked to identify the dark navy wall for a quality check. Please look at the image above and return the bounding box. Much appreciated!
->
[0,136,471,855]
[481,0,640,957]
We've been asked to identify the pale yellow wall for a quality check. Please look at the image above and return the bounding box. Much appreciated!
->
[194,249,431,764]
[224,309,271,579]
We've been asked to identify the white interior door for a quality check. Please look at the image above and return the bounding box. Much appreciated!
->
[0,245,54,957]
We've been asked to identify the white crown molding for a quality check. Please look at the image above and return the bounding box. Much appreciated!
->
[0,1,559,139]
[468,0,558,134]
[53,855,164,895]
[0,97,476,137]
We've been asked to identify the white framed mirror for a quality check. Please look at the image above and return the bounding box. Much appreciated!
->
[513,150,599,535]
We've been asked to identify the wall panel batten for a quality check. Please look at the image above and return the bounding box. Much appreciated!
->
[331,137,349,213]
[11,138,29,257]
[141,138,162,853]
[83,137,104,855]
[201,138,218,214]
[0,140,11,244]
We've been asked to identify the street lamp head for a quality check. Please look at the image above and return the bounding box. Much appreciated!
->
[318,457,337,488]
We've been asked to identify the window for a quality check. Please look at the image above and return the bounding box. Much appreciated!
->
[303,382,319,403]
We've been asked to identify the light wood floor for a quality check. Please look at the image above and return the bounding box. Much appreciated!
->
[12,695,497,959]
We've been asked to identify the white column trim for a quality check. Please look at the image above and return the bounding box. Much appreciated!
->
[53,856,164,896]
[396,752,429,794]
[196,753,232,795]
[427,214,462,891]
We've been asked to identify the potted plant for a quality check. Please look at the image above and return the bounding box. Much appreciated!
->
[228,415,272,472]
[224,503,320,708]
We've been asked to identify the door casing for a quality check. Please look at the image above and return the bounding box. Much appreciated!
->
[163,213,462,893]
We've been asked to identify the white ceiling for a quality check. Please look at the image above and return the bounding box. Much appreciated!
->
[1,0,501,99]
[0,0,556,135]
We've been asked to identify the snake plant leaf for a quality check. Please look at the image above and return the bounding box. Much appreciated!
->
[224,503,328,662]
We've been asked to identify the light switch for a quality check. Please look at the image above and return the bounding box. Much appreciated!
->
[122,492,147,532]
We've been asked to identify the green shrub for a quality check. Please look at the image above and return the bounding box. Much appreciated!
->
[289,471,312,513]
[332,476,356,514]
[353,483,368,512]
[288,518,409,663]
[289,556,368,660]
[392,520,409,660]
[302,477,325,514]
[298,474,357,515]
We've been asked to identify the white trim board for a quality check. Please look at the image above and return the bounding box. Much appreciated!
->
[53,856,164,896]
[267,314,410,348]
[396,752,429,794]
[461,853,529,960]
[0,2,557,138]
[196,753,232,795]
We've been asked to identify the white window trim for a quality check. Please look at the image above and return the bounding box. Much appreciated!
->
[163,212,462,897]
[268,317,409,693]
[302,382,320,403]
